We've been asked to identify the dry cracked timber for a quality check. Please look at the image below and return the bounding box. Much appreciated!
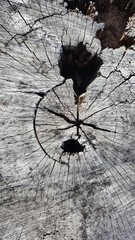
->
[0,0,135,239]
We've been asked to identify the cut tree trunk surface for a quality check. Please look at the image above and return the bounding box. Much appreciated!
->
[0,0,135,240]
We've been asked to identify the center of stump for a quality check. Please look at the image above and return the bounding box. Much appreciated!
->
[58,42,103,97]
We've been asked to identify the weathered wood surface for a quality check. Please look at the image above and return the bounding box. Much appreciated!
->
[0,0,135,239]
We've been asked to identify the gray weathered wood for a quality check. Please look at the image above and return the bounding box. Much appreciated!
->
[0,1,135,239]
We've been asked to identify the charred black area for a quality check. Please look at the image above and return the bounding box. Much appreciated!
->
[93,0,110,12]
[58,42,103,96]
[61,138,85,154]
[64,0,93,15]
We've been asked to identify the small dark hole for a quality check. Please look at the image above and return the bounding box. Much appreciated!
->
[63,0,98,18]
[8,4,18,13]
[64,0,90,14]
[61,139,85,154]
[58,42,103,96]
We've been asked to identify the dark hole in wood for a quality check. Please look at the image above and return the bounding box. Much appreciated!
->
[58,42,103,96]
[61,138,85,154]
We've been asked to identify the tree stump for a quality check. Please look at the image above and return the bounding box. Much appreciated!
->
[0,0,135,239]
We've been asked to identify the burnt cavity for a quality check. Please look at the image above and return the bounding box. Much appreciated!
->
[61,139,85,154]
[58,42,103,96]
[64,0,135,49]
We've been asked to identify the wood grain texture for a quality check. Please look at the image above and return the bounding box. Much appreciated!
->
[0,1,135,239]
